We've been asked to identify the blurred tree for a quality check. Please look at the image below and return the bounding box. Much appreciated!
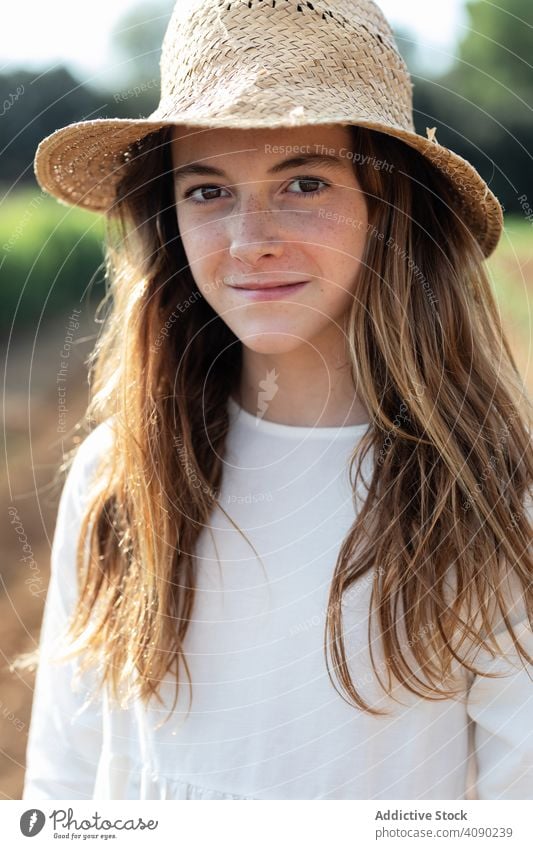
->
[110,0,173,95]
[409,0,533,212]
[0,68,110,189]
[455,0,532,106]
[390,26,421,76]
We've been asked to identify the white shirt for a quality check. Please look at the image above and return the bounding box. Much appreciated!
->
[22,396,533,799]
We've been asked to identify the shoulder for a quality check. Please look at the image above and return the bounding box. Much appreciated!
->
[71,419,115,476]
[48,419,117,620]
[59,418,116,513]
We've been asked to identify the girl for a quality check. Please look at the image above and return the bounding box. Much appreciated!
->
[17,0,533,800]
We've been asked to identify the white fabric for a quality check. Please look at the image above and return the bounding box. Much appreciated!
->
[22,397,533,799]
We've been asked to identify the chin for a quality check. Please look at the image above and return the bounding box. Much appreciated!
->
[236,331,308,355]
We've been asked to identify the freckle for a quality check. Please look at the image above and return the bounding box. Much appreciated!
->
[242,194,263,212]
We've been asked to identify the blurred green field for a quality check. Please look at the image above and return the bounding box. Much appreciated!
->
[486,216,532,394]
[0,188,106,337]
[487,216,533,327]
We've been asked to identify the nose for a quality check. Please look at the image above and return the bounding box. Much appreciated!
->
[228,200,285,266]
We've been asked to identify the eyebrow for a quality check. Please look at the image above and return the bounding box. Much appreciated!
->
[172,153,347,182]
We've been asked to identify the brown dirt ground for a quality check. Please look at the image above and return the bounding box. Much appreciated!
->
[1,312,95,800]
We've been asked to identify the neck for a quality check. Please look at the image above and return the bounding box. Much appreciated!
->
[234,330,369,428]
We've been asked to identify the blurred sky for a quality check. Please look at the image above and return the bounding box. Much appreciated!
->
[0,0,466,86]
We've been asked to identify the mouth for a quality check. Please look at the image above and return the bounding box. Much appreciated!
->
[232,280,309,290]
[228,280,311,300]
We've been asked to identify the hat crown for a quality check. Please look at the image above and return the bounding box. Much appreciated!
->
[156,0,415,132]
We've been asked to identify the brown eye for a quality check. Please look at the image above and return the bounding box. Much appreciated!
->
[183,185,231,203]
[286,177,329,197]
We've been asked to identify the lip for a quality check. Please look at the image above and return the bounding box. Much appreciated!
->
[229,280,310,300]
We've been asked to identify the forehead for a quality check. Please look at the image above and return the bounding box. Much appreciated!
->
[170,123,355,169]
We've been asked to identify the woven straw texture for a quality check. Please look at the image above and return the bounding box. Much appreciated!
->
[33,0,503,257]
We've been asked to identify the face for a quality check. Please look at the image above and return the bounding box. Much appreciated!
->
[170,124,368,357]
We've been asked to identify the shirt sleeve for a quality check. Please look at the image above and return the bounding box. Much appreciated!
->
[466,491,533,799]
[22,422,113,800]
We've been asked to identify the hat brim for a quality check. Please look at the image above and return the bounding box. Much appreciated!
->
[33,113,503,258]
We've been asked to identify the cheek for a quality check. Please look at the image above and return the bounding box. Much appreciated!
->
[307,196,368,251]
[308,217,368,284]
[177,210,226,273]
[307,217,368,312]
[177,219,228,309]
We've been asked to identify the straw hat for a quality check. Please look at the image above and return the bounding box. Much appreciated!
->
[34,0,503,257]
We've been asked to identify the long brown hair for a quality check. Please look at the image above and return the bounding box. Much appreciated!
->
[14,123,533,724]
